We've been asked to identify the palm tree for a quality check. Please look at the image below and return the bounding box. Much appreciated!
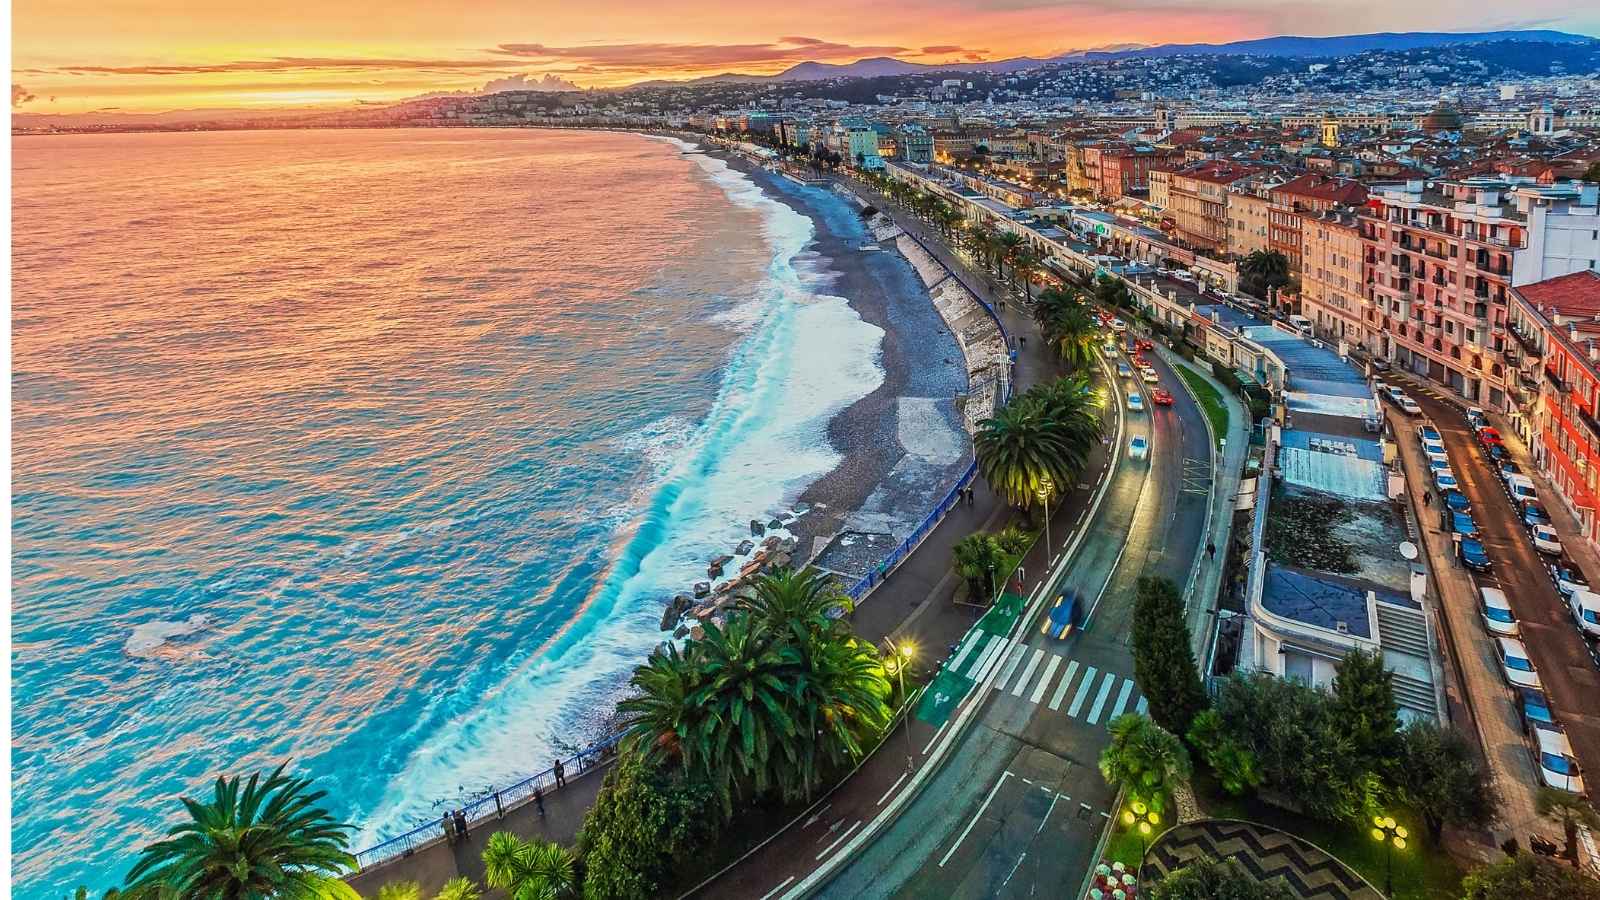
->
[975,395,1076,510]
[376,883,421,900]
[434,878,481,900]
[1032,376,1105,471]
[1098,714,1192,817]
[738,566,852,640]
[691,617,804,814]
[1536,787,1600,865]
[481,832,576,900]
[1034,288,1099,372]
[951,532,1006,601]
[1238,249,1290,301]
[787,633,892,801]
[123,764,357,900]
[995,232,1024,283]
[618,641,705,770]
[1011,248,1039,299]
[969,223,998,274]
[993,525,1034,557]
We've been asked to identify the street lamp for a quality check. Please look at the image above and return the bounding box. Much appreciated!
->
[987,563,997,603]
[885,639,917,769]
[1036,476,1054,558]
[1370,814,1408,896]
[1121,799,1161,873]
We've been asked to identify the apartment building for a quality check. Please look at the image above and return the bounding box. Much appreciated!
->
[1148,166,1173,210]
[1226,185,1274,258]
[1169,160,1261,254]
[1300,211,1370,349]
[1267,174,1368,271]
[1098,146,1181,202]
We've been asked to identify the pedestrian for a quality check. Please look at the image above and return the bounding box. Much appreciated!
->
[533,785,546,818]
[1423,490,1432,507]
[1206,541,1216,559]
[1020,335,1027,349]
[442,812,456,845]
[453,809,468,839]
[967,486,975,508]
[553,758,566,788]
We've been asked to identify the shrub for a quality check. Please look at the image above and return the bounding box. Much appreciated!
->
[1131,576,1208,738]
[578,754,718,900]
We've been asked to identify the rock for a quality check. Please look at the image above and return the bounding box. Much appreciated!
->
[673,625,689,639]
[762,535,782,551]
[693,581,711,599]
[750,519,766,536]
[708,554,734,578]
[736,539,755,556]
[768,517,784,531]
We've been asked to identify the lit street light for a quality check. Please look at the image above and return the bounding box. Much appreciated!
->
[1036,476,1054,559]
[1122,799,1161,875]
[885,638,917,769]
[1370,814,1408,896]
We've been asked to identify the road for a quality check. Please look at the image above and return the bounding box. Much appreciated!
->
[812,335,1213,899]
[1401,384,1600,809]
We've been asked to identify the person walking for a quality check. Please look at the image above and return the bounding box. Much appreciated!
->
[453,809,468,839]
[553,758,566,788]
[1422,490,1432,507]
[442,812,456,846]
[533,785,546,818]
[1206,541,1216,559]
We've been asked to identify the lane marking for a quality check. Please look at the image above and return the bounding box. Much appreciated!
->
[1067,666,1099,718]
[1048,660,1080,711]
[876,771,909,807]
[815,820,863,861]
[939,771,1012,867]
[1108,678,1137,721]
[947,630,982,673]
[1135,697,1148,716]
[1009,648,1046,696]
[1085,672,1118,725]
[992,645,1028,693]
[969,635,1007,684]
[759,876,796,900]
[922,720,951,755]
[1029,655,1063,705]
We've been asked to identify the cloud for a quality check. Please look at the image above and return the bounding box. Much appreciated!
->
[52,57,532,76]
[13,84,37,106]
[920,45,966,54]
[488,36,913,73]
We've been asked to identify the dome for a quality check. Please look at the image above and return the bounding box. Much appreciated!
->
[1421,103,1462,132]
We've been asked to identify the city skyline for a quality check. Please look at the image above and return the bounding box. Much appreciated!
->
[12,0,1600,113]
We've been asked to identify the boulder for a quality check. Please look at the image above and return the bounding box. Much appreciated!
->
[693,581,711,599]
[750,519,766,536]
[736,539,755,556]
[708,554,734,578]
[768,517,784,531]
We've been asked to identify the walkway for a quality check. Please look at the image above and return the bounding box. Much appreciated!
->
[1142,819,1382,900]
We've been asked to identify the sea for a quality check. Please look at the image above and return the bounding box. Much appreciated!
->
[10,127,886,895]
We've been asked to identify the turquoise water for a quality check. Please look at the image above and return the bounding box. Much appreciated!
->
[10,128,883,894]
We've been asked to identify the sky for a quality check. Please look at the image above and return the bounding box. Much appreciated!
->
[11,0,1600,113]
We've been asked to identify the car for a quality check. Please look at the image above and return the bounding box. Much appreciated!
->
[1444,490,1472,513]
[1117,362,1133,379]
[1495,637,1541,689]
[1480,586,1519,637]
[1151,388,1174,406]
[1127,392,1144,412]
[1478,427,1504,449]
[1102,344,1118,358]
[1486,444,1508,465]
[1131,353,1149,368]
[1141,367,1160,384]
[1418,424,1442,444]
[1421,436,1448,457]
[1497,459,1522,483]
[1506,474,1538,505]
[1532,523,1563,556]
[1435,470,1460,493]
[1530,723,1586,795]
[1516,685,1556,731]
[1466,406,1488,431]
[1521,504,1551,530]
[1426,456,1451,479]
[1571,590,1600,639]
[1551,561,1592,599]
[1136,339,1154,351]
[1459,537,1491,572]
[1397,395,1422,415]
[1451,511,1480,539]
[1129,435,1149,460]
[1111,318,1127,332]
[1424,444,1450,467]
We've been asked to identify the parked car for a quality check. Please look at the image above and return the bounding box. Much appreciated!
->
[1129,435,1149,461]
[1466,406,1488,431]
[1480,586,1519,637]
[1497,459,1522,483]
[1436,471,1460,493]
[1571,590,1600,639]
[1451,511,1480,539]
[1495,637,1541,688]
[1516,685,1556,731]
[1427,457,1451,481]
[1127,392,1144,412]
[1418,424,1442,444]
[1459,537,1491,572]
[1478,427,1504,450]
[1421,436,1448,457]
[1532,523,1563,556]
[1530,723,1586,795]
[1506,474,1538,506]
[1551,560,1592,599]
[1522,502,1552,529]
[1444,490,1472,513]
[1486,444,1508,466]
[1151,388,1174,406]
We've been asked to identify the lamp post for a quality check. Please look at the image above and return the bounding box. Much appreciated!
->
[1036,476,1055,558]
[885,639,917,769]
[987,563,997,603]
[1121,799,1161,876]
[1370,814,1408,897]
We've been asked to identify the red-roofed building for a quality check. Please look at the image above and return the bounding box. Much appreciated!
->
[1267,174,1369,271]
[1509,271,1600,548]
[1168,160,1262,253]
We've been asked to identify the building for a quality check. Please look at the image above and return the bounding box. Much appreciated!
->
[1148,166,1173,210]
[1226,185,1275,258]
[1300,211,1370,348]
[1509,271,1600,549]
[1267,174,1369,272]
[1362,178,1600,411]
[1169,160,1261,254]
[1098,146,1179,202]
[898,126,933,164]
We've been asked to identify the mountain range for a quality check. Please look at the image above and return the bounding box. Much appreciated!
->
[661,29,1595,85]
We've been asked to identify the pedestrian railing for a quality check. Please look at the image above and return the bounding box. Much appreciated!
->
[352,730,625,872]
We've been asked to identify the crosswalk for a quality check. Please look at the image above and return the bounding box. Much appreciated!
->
[946,633,1147,730]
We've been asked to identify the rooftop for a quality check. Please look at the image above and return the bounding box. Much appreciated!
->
[1517,270,1600,318]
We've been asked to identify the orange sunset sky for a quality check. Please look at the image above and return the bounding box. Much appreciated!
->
[11,0,1599,113]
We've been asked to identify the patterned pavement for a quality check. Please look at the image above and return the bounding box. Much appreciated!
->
[1142,819,1383,899]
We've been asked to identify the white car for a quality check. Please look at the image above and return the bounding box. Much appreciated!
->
[1140,367,1159,384]
[1480,586,1519,637]
[1127,392,1145,412]
[1117,362,1134,379]
[1506,474,1538,506]
[1111,318,1127,333]
[1421,437,1448,459]
[1434,470,1459,493]
[1531,724,1586,795]
[1426,456,1451,480]
[1466,406,1488,431]
[1103,344,1118,358]
[1571,590,1600,639]
[1129,435,1149,460]
[1397,395,1422,415]
[1496,637,1542,689]
[1532,523,1563,556]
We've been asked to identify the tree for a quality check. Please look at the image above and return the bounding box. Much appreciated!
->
[1131,576,1208,738]
[1329,648,1400,765]
[123,763,357,900]
[618,641,704,770]
[1099,714,1191,817]
[1537,787,1600,865]
[737,566,851,641]
[1389,722,1497,841]
[993,525,1034,557]
[376,884,422,900]
[996,232,1024,282]
[435,878,482,900]
[1187,709,1261,797]
[578,755,718,900]
[1149,857,1297,900]
[482,832,576,900]
[1461,854,1600,900]
[1093,274,1133,310]
[952,532,1005,601]
[975,395,1075,509]
[688,616,805,814]
[1238,250,1290,301]
[1033,288,1100,372]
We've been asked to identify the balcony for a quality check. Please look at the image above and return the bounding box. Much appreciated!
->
[1508,323,1541,357]
[1578,404,1600,440]
[1547,366,1568,393]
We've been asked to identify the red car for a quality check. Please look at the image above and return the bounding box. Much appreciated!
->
[1478,427,1504,449]
[1132,354,1149,369]
[1152,388,1175,406]
[1136,338,1154,351]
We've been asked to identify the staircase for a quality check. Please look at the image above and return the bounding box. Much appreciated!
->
[1374,601,1441,718]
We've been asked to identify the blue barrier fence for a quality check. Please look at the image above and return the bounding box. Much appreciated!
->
[353,730,624,871]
